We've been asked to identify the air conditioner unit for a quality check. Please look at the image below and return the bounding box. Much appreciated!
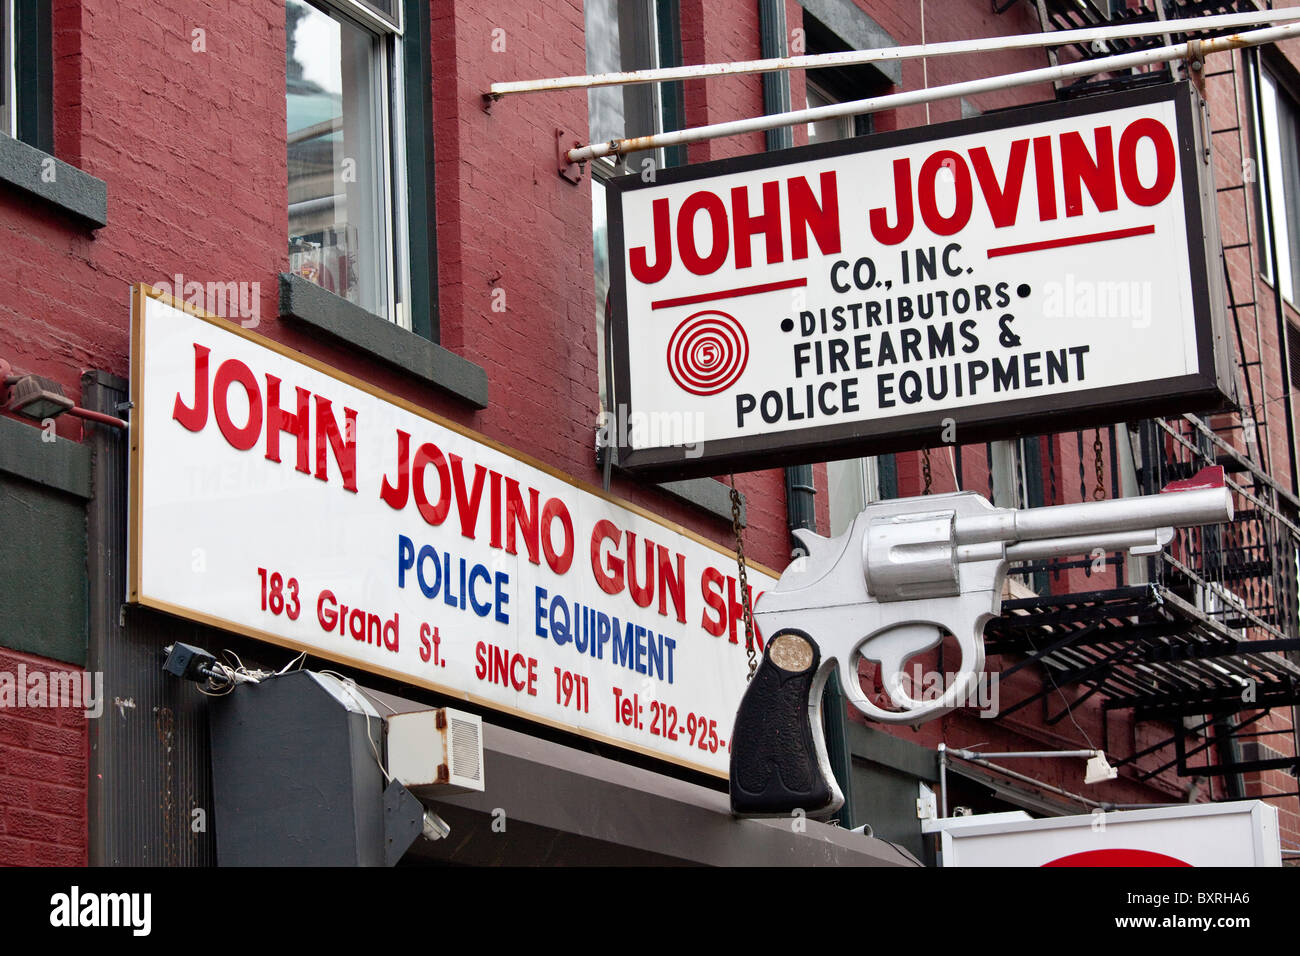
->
[385,708,485,797]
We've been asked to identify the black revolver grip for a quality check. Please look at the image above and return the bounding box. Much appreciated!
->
[729,629,838,817]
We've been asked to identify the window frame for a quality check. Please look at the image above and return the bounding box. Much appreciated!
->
[286,0,412,329]
[334,0,401,35]
[2,0,15,138]
[1249,52,1300,310]
[279,0,474,402]
[805,79,855,145]
[6,0,52,153]
[587,0,684,407]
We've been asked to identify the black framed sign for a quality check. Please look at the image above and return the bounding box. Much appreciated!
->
[605,81,1233,480]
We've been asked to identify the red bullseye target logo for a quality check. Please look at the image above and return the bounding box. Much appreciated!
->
[666,310,749,396]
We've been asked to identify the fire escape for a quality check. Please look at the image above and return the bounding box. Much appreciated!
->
[979,0,1300,798]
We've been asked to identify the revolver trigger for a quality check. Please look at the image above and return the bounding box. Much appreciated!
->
[862,623,945,711]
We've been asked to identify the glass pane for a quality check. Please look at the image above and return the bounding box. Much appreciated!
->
[2,0,11,137]
[1275,85,1300,307]
[586,0,662,170]
[827,458,868,537]
[1251,68,1273,284]
[585,0,624,146]
[807,82,853,145]
[1261,73,1294,303]
[351,0,399,30]
[287,0,388,317]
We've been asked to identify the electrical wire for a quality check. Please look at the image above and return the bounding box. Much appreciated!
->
[1024,632,1099,753]
[315,669,394,781]
[193,649,293,696]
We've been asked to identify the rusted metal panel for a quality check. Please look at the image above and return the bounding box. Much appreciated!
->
[85,370,217,866]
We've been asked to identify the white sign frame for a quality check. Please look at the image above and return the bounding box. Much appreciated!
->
[939,800,1281,867]
[128,286,777,776]
[606,81,1233,479]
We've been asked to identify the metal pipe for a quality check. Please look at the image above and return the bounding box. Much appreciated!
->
[67,406,128,429]
[566,24,1300,162]
[489,6,1300,98]
[948,754,1107,810]
[950,749,1098,760]
[938,743,948,818]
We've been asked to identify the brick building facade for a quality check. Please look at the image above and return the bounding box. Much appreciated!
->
[1,0,1297,865]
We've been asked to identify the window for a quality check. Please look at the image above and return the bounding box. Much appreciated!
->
[1,0,51,151]
[587,0,683,406]
[806,80,854,145]
[286,0,409,326]
[1251,58,1300,307]
[2,0,14,137]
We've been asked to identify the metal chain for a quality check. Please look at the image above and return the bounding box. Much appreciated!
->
[1092,429,1106,501]
[729,477,758,680]
[922,447,933,495]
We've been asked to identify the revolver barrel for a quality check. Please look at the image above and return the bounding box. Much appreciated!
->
[954,486,1233,549]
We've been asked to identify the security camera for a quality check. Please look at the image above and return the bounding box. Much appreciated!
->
[422,811,451,842]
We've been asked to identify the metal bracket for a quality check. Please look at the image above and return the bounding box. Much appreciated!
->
[556,128,585,184]
[1185,39,1207,95]
[383,780,426,866]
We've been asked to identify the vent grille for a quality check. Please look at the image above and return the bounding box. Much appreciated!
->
[450,716,481,782]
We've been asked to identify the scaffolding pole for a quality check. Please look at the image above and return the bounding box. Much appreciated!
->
[488,6,1300,99]
[564,23,1300,162]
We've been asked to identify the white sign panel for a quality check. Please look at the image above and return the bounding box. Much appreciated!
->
[607,82,1230,478]
[940,801,1281,867]
[128,287,776,776]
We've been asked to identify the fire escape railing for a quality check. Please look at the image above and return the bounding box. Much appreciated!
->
[1140,414,1300,643]
[978,414,1300,792]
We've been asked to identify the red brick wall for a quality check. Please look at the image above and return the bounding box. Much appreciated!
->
[0,650,88,866]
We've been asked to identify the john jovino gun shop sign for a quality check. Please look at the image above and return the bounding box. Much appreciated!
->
[128,288,775,776]
[606,82,1232,479]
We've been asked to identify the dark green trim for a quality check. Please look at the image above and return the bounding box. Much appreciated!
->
[14,0,52,154]
[654,0,686,169]
[878,453,898,499]
[1021,437,1048,594]
[0,414,92,499]
[1023,436,1045,508]
[401,0,437,341]
[821,671,854,826]
[759,0,794,151]
[0,133,108,228]
[0,474,88,666]
[657,477,743,525]
[279,273,487,408]
[846,721,940,783]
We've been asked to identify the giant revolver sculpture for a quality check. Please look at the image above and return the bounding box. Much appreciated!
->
[729,469,1233,817]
